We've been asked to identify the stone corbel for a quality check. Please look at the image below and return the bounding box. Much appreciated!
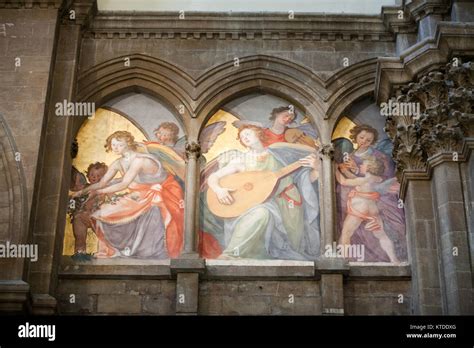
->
[60,0,97,28]
[406,0,451,22]
[382,6,417,35]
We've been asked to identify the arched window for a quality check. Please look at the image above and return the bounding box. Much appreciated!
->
[332,98,407,264]
[198,92,322,260]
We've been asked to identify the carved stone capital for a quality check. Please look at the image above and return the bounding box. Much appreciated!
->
[318,143,335,160]
[185,141,201,160]
[385,59,474,180]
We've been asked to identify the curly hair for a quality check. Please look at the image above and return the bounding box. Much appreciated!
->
[86,162,108,176]
[269,106,297,121]
[236,125,267,148]
[153,122,180,143]
[363,156,385,177]
[349,124,378,145]
[104,130,138,152]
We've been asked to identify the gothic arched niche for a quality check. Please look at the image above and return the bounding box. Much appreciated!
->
[0,115,27,279]
[332,97,407,264]
[198,92,322,260]
[64,93,186,261]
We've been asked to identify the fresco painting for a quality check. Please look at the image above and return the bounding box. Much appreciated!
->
[198,94,322,260]
[64,94,186,261]
[333,103,407,264]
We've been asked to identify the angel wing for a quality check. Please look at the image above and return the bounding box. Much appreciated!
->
[374,138,394,158]
[332,137,355,164]
[199,121,226,154]
[173,136,186,158]
[141,142,186,181]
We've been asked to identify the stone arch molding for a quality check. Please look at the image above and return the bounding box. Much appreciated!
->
[77,54,378,141]
[0,115,27,242]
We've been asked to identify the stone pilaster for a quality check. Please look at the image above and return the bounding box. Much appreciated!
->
[27,0,96,315]
[183,141,201,258]
[316,258,349,315]
[385,59,474,314]
[170,258,206,315]
[404,180,443,314]
[318,144,335,255]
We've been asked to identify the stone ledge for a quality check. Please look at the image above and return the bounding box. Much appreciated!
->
[204,259,316,279]
[30,293,57,315]
[348,263,412,279]
[0,280,30,312]
[85,11,394,42]
[0,0,62,8]
[57,256,412,280]
[58,256,172,279]
[316,257,350,274]
[170,258,206,274]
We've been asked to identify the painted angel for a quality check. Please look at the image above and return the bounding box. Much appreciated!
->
[73,130,186,259]
[333,124,406,262]
[199,123,321,260]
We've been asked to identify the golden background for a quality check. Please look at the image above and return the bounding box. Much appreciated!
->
[63,108,148,255]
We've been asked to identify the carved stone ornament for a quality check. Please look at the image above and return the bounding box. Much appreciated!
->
[319,143,335,159]
[385,59,474,180]
[185,141,201,160]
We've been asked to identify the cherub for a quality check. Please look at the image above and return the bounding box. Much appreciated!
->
[335,156,400,263]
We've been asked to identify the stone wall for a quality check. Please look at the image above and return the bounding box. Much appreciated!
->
[0,4,60,286]
[199,280,322,315]
[56,279,176,315]
[344,280,411,315]
[0,6,58,215]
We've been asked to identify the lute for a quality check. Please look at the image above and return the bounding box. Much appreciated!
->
[206,160,303,218]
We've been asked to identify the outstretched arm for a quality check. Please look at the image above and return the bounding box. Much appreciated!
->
[72,161,120,197]
[98,158,143,194]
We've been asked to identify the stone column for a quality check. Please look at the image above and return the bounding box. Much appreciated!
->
[404,180,443,314]
[27,1,96,315]
[385,59,474,314]
[431,161,472,314]
[319,144,336,254]
[183,141,201,258]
